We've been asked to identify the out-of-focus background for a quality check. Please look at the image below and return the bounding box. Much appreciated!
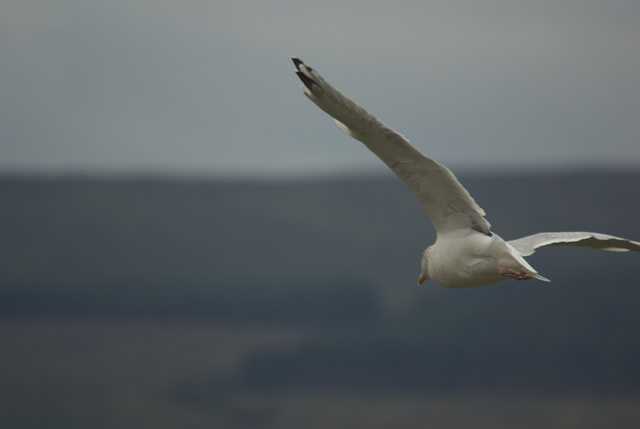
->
[2,2,640,428]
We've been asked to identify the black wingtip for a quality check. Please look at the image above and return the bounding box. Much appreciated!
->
[291,57,314,73]
[295,70,316,90]
[292,57,316,89]
[291,56,303,70]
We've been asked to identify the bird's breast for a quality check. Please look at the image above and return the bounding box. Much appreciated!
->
[428,234,504,287]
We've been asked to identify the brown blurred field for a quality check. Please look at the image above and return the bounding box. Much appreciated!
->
[2,318,639,429]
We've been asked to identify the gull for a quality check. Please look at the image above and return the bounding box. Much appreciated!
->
[292,57,640,288]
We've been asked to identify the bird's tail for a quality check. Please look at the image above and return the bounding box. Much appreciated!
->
[532,272,551,282]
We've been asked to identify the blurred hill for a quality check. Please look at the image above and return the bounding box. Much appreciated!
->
[1,171,639,394]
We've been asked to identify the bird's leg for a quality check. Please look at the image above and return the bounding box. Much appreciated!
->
[493,261,533,281]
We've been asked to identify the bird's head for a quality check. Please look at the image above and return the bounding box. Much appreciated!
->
[418,246,432,285]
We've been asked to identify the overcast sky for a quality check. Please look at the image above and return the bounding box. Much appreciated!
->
[1,1,639,178]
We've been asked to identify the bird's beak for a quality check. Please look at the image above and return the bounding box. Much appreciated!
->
[417,273,427,285]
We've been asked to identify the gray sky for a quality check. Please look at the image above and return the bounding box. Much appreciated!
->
[1,1,639,178]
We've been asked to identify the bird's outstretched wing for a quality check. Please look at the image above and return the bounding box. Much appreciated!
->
[292,57,491,236]
[508,231,640,256]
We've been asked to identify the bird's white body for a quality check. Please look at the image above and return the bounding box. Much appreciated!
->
[292,57,640,288]
[425,232,544,287]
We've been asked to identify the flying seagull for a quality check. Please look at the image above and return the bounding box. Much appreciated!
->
[292,57,640,288]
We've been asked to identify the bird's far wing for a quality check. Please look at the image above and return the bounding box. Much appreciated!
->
[292,57,491,236]
[508,231,640,256]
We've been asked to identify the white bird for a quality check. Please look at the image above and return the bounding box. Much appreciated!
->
[292,57,640,288]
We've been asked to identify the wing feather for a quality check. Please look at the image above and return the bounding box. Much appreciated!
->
[508,231,640,256]
[293,57,491,236]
